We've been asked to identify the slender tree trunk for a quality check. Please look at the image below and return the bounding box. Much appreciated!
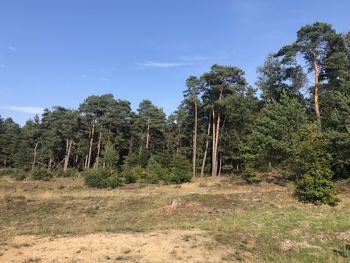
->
[95,130,102,169]
[312,51,320,120]
[215,112,221,170]
[218,154,222,177]
[84,154,88,169]
[87,121,95,169]
[211,87,223,177]
[48,157,53,171]
[211,110,217,177]
[31,142,38,172]
[192,100,198,177]
[146,118,150,150]
[201,113,211,177]
[64,139,73,173]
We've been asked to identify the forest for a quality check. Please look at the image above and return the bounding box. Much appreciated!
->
[1,22,350,206]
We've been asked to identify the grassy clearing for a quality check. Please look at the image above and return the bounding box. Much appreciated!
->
[0,175,350,262]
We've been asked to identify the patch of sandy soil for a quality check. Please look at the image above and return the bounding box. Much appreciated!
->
[0,230,232,263]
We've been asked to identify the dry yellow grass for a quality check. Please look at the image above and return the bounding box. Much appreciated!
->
[0,176,350,262]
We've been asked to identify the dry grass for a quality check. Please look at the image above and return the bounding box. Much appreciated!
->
[0,176,350,262]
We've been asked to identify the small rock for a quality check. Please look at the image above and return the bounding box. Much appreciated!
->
[171,198,183,208]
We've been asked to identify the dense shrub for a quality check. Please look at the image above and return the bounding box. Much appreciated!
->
[31,169,54,181]
[296,165,339,206]
[0,168,18,176]
[295,124,339,206]
[121,166,148,183]
[147,157,167,183]
[165,168,191,184]
[11,170,28,181]
[102,142,119,168]
[55,169,78,178]
[0,168,28,180]
[82,169,123,188]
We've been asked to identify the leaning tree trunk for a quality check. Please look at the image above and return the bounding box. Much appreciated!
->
[87,121,95,169]
[312,51,320,120]
[192,100,198,177]
[63,139,73,173]
[146,118,150,150]
[31,142,38,172]
[201,113,211,177]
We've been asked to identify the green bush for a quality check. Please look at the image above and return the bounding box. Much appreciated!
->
[121,167,147,184]
[55,169,78,178]
[82,169,123,189]
[31,169,54,181]
[0,168,29,181]
[165,168,192,184]
[294,123,339,206]
[0,168,18,176]
[296,165,339,206]
[11,170,28,181]
[147,157,167,182]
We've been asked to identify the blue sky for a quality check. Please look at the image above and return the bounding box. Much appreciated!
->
[0,0,349,125]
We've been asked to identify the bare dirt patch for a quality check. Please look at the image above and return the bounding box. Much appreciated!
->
[0,230,229,263]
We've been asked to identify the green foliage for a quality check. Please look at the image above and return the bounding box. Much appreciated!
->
[165,155,192,184]
[295,124,339,206]
[166,168,192,184]
[31,169,54,181]
[0,168,28,181]
[82,169,123,189]
[121,166,147,184]
[243,93,308,173]
[55,169,78,178]
[296,164,339,206]
[102,142,119,168]
[11,170,28,181]
[147,156,167,182]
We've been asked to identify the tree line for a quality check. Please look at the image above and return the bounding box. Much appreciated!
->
[0,22,349,204]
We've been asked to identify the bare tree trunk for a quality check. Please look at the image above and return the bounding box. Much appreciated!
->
[48,157,53,171]
[211,110,217,177]
[214,112,221,176]
[211,88,223,177]
[201,113,211,177]
[64,140,73,173]
[94,130,102,169]
[192,100,198,177]
[146,118,150,150]
[87,121,95,169]
[218,154,222,177]
[31,142,38,172]
[312,51,320,120]
[84,155,88,169]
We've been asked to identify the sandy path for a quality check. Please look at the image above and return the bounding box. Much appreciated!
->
[0,230,229,263]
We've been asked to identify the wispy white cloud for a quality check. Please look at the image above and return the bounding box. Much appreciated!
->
[135,60,188,68]
[136,55,209,69]
[0,106,44,114]
[180,56,208,61]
